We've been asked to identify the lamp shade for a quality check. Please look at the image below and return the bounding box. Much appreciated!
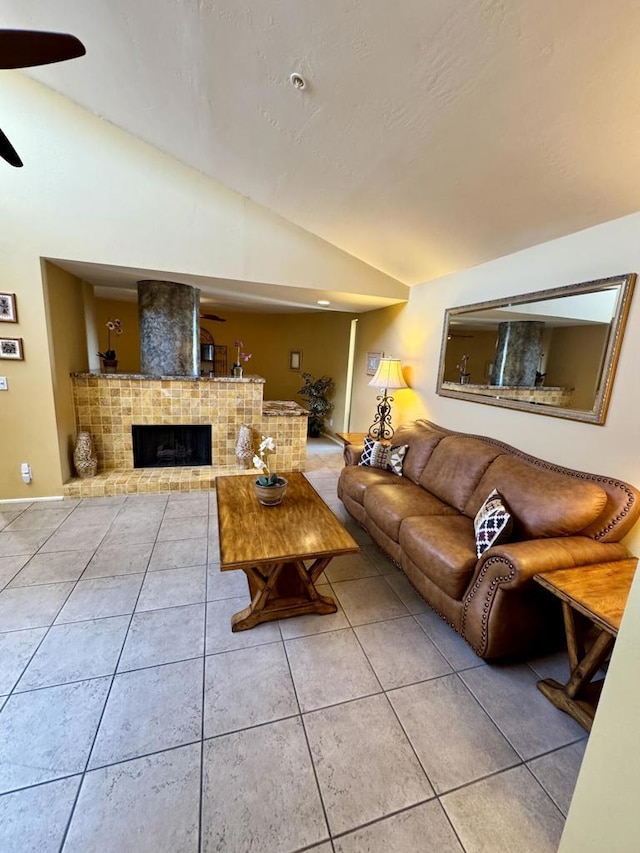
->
[368,357,408,390]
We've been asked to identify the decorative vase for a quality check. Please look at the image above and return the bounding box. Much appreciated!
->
[235,424,254,469]
[73,431,98,479]
[231,364,243,378]
[102,359,118,374]
[460,373,471,385]
[254,476,288,506]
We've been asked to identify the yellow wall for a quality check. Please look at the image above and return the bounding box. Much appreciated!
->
[93,299,141,374]
[544,324,609,409]
[42,263,91,483]
[0,255,63,497]
[442,329,497,384]
[92,295,352,433]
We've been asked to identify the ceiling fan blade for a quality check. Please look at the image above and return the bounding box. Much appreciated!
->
[200,313,226,322]
[0,30,85,69]
[0,127,22,167]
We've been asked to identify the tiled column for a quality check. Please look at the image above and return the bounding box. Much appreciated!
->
[491,321,544,387]
[138,280,200,376]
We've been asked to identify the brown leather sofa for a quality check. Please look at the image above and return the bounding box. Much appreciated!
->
[337,420,639,659]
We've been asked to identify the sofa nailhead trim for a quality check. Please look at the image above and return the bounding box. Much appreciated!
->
[416,419,636,540]
[461,555,515,656]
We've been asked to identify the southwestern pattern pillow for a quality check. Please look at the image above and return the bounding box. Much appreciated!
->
[474,488,513,557]
[358,437,408,475]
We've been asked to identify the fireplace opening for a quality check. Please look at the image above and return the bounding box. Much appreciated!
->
[132,425,212,468]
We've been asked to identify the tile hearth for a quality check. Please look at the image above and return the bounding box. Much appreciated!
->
[0,441,586,851]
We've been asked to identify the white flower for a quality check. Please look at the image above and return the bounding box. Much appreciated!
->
[259,436,275,453]
[253,435,276,478]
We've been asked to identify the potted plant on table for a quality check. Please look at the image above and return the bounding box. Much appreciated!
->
[297,372,334,437]
[97,318,123,373]
[253,435,288,505]
[232,340,252,378]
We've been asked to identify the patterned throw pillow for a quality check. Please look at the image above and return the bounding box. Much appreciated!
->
[473,489,513,558]
[358,436,408,476]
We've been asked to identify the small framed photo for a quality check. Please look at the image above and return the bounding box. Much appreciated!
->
[366,351,383,376]
[0,293,17,323]
[0,337,24,360]
[289,350,302,371]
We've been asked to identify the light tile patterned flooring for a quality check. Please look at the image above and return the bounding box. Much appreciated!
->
[0,438,586,852]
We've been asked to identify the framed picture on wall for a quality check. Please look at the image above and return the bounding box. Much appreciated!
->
[289,350,302,371]
[0,293,17,323]
[366,351,383,376]
[0,337,24,360]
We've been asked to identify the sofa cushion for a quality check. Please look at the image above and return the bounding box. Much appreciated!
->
[358,437,408,475]
[400,515,477,600]
[465,455,608,539]
[391,421,447,484]
[338,465,412,506]
[364,482,458,542]
[418,436,502,512]
[474,489,513,557]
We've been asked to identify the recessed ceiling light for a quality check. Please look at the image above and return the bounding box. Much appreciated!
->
[317,300,330,306]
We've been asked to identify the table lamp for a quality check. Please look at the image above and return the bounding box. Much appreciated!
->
[368,357,408,440]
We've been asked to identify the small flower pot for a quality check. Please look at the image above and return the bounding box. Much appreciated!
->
[102,359,118,374]
[254,476,288,506]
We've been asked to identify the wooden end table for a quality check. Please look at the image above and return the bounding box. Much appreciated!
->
[215,472,359,631]
[335,432,368,445]
[534,558,637,731]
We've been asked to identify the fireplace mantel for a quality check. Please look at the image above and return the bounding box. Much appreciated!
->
[70,372,266,384]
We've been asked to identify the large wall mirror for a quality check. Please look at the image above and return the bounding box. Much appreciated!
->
[437,273,636,424]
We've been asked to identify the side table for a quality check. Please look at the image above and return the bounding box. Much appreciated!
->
[335,432,368,445]
[534,558,637,731]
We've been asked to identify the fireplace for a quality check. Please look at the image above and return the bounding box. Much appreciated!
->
[132,425,212,468]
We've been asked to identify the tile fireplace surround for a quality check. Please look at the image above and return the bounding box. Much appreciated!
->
[67,374,309,497]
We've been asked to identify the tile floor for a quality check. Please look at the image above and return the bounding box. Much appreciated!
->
[0,438,587,852]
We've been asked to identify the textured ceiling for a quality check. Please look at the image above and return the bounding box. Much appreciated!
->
[4,0,640,288]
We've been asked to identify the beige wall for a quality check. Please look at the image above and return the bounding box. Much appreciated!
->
[351,216,640,559]
[1,73,403,499]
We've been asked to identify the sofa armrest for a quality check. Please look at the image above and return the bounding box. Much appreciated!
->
[460,537,632,657]
[474,536,632,590]
[343,444,364,466]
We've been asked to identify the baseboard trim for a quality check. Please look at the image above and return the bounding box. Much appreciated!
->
[0,496,65,504]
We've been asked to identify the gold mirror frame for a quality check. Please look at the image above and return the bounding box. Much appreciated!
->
[437,273,636,424]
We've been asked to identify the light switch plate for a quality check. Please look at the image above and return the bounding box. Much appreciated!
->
[0,376,7,391]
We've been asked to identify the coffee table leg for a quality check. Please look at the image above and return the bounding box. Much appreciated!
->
[230,558,338,631]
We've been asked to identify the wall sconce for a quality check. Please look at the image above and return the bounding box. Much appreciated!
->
[368,357,408,440]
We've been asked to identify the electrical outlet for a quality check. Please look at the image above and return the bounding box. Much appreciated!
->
[0,376,7,391]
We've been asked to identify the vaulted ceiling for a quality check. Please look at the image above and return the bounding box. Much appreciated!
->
[4,0,640,291]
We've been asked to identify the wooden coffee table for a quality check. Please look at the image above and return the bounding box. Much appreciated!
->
[215,472,359,631]
[534,558,637,731]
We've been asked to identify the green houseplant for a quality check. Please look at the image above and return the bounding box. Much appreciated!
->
[297,372,334,437]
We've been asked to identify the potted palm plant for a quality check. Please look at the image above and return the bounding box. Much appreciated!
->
[297,373,334,437]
